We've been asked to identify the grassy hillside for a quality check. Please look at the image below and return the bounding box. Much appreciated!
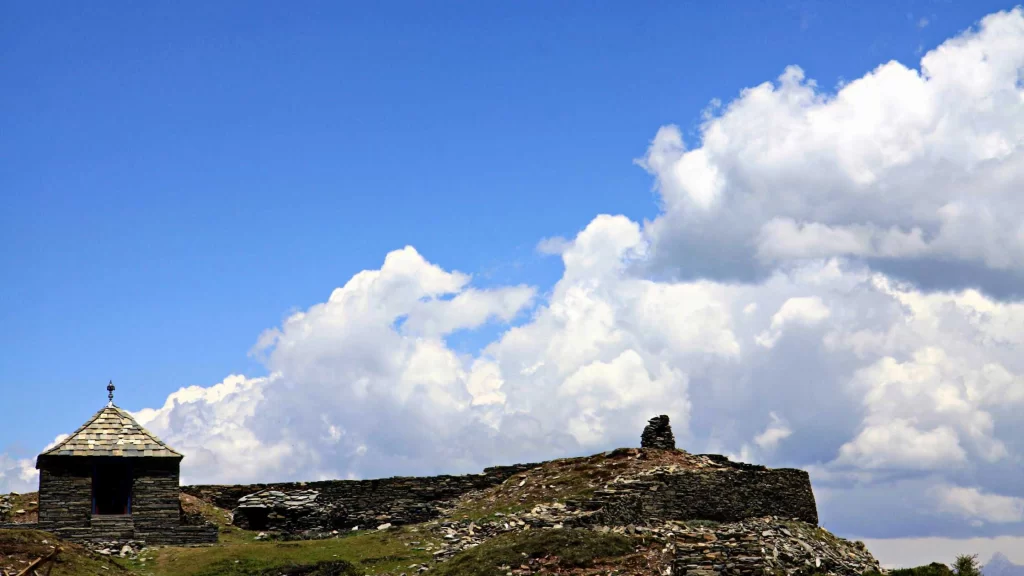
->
[430,528,637,576]
[0,449,904,576]
[0,529,131,576]
[451,447,711,520]
[116,526,441,576]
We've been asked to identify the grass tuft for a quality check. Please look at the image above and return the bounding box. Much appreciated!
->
[123,526,439,576]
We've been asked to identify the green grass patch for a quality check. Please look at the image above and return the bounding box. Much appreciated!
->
[188,558,359,576]
[431,528,635,576]
[121,527,439,576]
[677,519,720,529]
[863,564,953,576]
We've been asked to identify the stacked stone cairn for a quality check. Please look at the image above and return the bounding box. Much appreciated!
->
[641,414,676,450]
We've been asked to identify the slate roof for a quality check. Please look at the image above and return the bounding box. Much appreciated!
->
[40,405,182,458]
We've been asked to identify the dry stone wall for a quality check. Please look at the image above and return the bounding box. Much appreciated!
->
[581,466,818,526]
[182,417,816,539]
[183,462,542,531]
[186,457,816,536]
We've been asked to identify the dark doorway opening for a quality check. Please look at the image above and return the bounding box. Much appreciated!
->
[242,508,270,530]
[92,461,132,515]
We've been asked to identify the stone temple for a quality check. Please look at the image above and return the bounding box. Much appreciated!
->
[31,383,216,544]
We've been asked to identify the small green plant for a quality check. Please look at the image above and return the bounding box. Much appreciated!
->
[952,554,982,576]
[886,562,954,576]
[878,555,983,576]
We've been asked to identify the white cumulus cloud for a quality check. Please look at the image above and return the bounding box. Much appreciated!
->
[6,7,1024,550]
[640,8,1024,293]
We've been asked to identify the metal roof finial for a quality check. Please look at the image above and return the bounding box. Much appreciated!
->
[107,380,115,406]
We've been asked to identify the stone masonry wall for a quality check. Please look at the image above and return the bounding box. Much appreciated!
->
[581,467,818,526]
[186,456,816,535]
[183,463,542,530]
[37,461,93,532]
[32,458,217,546]
[131,461,207,545]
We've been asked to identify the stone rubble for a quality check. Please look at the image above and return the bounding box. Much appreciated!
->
[0,494,11,520]
[87,539,147,559]
[641,415,676,450]
[421,511,878,576]
[666,516,880,576]
[424,502,596,561]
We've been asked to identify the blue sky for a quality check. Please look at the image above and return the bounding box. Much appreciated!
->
[4,1,1024,565]
[2,0,1002,454]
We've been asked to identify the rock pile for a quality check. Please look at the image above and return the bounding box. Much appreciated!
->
[426,504,586,561]
[422,510,878,576]
[0,494,11,520]
[421,505,878,576]
[641,415,676,450]
[89,539,147,558]
[233,489,327,532]
[669,516,880,576]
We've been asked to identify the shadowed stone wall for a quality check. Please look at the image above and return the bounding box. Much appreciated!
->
[186,455,816,535]
[586,466,818,526]
[183,463,543,531]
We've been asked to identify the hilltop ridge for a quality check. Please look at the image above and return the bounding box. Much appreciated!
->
[176,444,875,575]
[2,416,882,576]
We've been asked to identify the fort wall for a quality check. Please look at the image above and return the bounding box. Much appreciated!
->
[182,462,543,530]
[583,467,818,525]
[183,455,817,533]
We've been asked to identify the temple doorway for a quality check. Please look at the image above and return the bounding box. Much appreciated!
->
[92,460,132,515]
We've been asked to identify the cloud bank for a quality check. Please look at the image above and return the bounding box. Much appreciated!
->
[5,6,1024,565]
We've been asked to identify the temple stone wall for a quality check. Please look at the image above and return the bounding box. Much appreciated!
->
[131,461,180,539]
[37,461,93,532]
[33,457,217,545]
[88,515,135,541]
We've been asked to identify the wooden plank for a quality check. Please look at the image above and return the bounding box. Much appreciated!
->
[14,547,60,576]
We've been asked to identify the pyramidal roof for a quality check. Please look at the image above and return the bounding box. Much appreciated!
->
[40,405,182,459]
